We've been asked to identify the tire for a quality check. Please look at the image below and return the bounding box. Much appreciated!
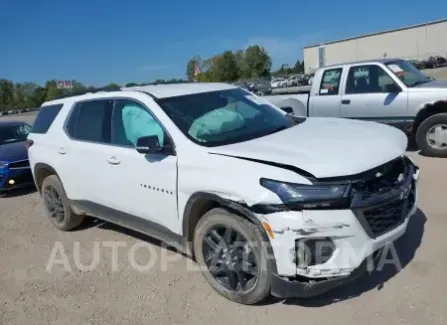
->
[415,113,447,157]
[193,208,272,305]
[41,175,84,231]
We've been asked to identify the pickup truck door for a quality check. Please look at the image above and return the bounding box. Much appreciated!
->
[308,67,343,117]
[340,64,408,130]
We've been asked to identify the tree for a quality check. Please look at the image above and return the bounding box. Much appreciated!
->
[211,51,240,82]
[125,82,138,87]
[186,56,202,81]
[244,45,272,78]
[0,79,15,110]
[234,49,249,79]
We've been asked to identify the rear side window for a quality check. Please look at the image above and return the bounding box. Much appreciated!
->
[65,99,113,143]
[31,104,63,134]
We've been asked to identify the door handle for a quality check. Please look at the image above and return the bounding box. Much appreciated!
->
[341,99,351,105]
[107,156,121,165]
[58,148,67,155]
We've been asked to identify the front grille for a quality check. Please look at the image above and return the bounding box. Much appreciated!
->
[9,160,30,169]
[350,156,416,238]
[352,157,407,200]
[360,198,409,237]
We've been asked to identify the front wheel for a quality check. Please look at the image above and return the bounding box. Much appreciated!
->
[416,113,447,157]
[193,208,272,305]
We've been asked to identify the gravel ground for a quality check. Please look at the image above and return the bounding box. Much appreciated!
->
[1,114,447,325]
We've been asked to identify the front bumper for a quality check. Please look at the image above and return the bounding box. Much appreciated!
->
[261,158,420,298]
[0,167,34,191]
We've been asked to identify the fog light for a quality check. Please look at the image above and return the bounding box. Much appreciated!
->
[296,238,335,268]
[8,179,15,185]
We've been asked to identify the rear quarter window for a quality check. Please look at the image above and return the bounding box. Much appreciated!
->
[31,104,63,134]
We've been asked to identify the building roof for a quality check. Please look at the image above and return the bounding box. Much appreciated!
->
[304,18,447,49]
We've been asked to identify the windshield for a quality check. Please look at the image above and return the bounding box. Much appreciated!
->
[157,88,293,147]
[0,124,31,145]
[385,60,431,87]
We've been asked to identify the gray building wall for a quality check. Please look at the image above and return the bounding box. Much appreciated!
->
[303,19,447,73]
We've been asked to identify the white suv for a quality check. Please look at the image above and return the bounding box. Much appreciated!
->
[27,83,419,305]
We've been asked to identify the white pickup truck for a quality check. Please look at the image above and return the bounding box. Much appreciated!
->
[263,58,447,157]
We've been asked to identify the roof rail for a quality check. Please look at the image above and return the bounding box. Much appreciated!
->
[54,85,121,100]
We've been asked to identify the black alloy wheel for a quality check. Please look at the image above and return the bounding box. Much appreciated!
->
[43,185,66,225]
[202,225,258,293]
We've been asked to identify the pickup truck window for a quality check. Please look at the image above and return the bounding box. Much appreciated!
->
[346,65,396,94]
[319,68,342,95]
[385,60,432,87]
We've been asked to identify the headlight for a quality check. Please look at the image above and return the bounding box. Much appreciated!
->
[260,178,350,209]
[0,161,8,169]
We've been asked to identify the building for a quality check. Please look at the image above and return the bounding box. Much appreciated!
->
[303,19,447,73]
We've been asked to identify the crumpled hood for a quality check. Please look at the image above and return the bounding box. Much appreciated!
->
[0,141,28,162]
[209,117,408,178]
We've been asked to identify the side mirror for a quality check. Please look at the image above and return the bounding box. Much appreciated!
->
[386,83,402,93]
[135,135,163,154]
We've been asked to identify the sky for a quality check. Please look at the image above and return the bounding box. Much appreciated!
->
[1,0,446,86]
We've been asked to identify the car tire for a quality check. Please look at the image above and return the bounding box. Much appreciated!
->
[193,208,272,305]
[41,175,84,231]
[416,113,447,157]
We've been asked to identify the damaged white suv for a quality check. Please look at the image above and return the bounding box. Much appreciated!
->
[27,83,419,305]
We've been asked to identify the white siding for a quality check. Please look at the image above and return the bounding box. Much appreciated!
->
[304,20,447,72]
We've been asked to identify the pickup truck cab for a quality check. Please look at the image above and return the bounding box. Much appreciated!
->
[263,58,447,157]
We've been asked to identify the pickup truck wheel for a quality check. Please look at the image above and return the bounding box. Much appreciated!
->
[193,208,272,305]
[416,113,447,157]
[41,175,84,231]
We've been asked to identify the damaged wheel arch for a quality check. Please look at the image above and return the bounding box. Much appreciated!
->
[182,191,278,273]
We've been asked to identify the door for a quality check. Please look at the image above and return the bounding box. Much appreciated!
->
[308,67,343,117]
[340,64,408,130]
[58,99,114,203]
[105,99,179,232]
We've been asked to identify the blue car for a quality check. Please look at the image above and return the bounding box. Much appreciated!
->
[0,121,34,191]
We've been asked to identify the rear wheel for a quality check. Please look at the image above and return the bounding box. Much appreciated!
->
[193,208,272,305]
[416,113,447,157]
[41,175,84,230]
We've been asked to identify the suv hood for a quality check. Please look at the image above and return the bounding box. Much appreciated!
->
[209,117,407,179]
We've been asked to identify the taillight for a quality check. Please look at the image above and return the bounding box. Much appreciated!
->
[25,139,34,150]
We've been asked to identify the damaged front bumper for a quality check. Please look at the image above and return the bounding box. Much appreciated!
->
[259,157,420,298]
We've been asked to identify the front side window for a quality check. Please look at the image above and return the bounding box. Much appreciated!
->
[66,99,112,143]
[346,65,398,94]
[157,88,293,147]
[0,123,31,145]
[319,68,342,95]
[111,100,165,147]
[385,60,432,87]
